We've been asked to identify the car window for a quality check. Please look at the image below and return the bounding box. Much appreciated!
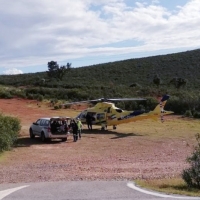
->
[40,119,49,126]
[36,119,41,124]
[44,120,49,126]
[40,120,45,126]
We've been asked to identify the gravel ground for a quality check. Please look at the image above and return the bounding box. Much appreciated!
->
[0,98,195,184]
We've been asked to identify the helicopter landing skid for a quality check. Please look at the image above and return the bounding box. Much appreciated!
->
[101,124,107,130]
[113,125,117,130]
[101,125,117,130]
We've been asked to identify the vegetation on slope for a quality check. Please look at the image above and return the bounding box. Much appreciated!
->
[0,49,200,115]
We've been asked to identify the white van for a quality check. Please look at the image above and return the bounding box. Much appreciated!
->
[29,117,71,142]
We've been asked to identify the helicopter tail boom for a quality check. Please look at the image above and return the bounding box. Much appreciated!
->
[107,94,173,126]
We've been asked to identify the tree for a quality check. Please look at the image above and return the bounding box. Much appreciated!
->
[169,77,187,89]
[47,61,71,80]
[47,61,59,79]
[153,74,161,87]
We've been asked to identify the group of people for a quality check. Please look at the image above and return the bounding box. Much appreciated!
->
[50,118,83,142]
[50,114,94,142]
[68,113,95,141]
[50,119,69,133]
[69,118,83,142]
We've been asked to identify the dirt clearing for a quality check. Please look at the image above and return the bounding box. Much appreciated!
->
[0,98,199,184]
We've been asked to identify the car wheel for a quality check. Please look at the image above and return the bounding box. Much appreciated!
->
[29,129,35,139]
[41,132,46,142]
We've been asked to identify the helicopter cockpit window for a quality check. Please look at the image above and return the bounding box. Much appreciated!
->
[115,109,123,113]
[79,110,87,119]
[97,113,105,120]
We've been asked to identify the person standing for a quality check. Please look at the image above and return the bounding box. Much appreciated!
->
[86,113,92,130]
[77,118,83,139]
[70,119,78,142]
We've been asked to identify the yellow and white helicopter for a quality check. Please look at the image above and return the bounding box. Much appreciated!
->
[65,94,173,130]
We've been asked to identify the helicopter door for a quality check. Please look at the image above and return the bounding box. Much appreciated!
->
[87,112,97,123]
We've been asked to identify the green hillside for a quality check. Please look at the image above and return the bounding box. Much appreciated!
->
[0,49,200,115]
[1,49,200,88]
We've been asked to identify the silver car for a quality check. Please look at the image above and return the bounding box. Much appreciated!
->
[29,117,71,142]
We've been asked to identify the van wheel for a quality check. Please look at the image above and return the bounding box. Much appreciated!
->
[41,132,46,142]
[30,129,35,139]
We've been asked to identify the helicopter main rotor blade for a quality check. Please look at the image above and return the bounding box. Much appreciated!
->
[107,98,146,101]
[64,100,91,105]
[63,97,146,105]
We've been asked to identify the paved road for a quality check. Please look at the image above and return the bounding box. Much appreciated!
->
[0,181,199,200]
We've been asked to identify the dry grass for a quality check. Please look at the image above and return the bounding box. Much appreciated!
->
[0,151,10,163]
[136,178,200,197]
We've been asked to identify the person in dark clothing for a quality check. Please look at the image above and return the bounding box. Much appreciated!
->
[70,119,78,142]
[51,120,57,133]
[86,113,92,130]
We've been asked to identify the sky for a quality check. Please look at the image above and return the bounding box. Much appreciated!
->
[0,0,200,75]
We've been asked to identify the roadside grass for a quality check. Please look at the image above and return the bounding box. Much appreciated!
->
[0,151,9,163]
[135,178,200,197]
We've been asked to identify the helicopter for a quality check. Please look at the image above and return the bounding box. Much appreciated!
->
[64,94,174,130]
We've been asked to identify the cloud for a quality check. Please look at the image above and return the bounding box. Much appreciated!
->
[3,68,23,75]
[0,0,200,71]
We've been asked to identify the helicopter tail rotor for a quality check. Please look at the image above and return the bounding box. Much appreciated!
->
[152,95,173,122]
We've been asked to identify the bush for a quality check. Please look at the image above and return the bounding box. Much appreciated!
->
[193,111,200,118]
[64,104,70,109]
[182,133,200,188]
[184,110,193,117]
[54,105,59,110]
[0,90,13,99]
[36,94,44,101]
[0,114,21,152]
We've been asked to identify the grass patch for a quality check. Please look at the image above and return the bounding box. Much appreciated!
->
[135,178,200,197]
[0,151,9,163]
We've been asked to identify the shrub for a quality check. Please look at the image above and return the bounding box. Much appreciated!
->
[193,111,200,118]
[182,133,200,188]
[36,94,44,101]
[0,90,13,99]
[64,104,70,109]
[54,105,59,110]
[51,99,58,104]
[26,93,34,100]
[0,114,21,152]
[184,110,193,117]
[10,89,26,98]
